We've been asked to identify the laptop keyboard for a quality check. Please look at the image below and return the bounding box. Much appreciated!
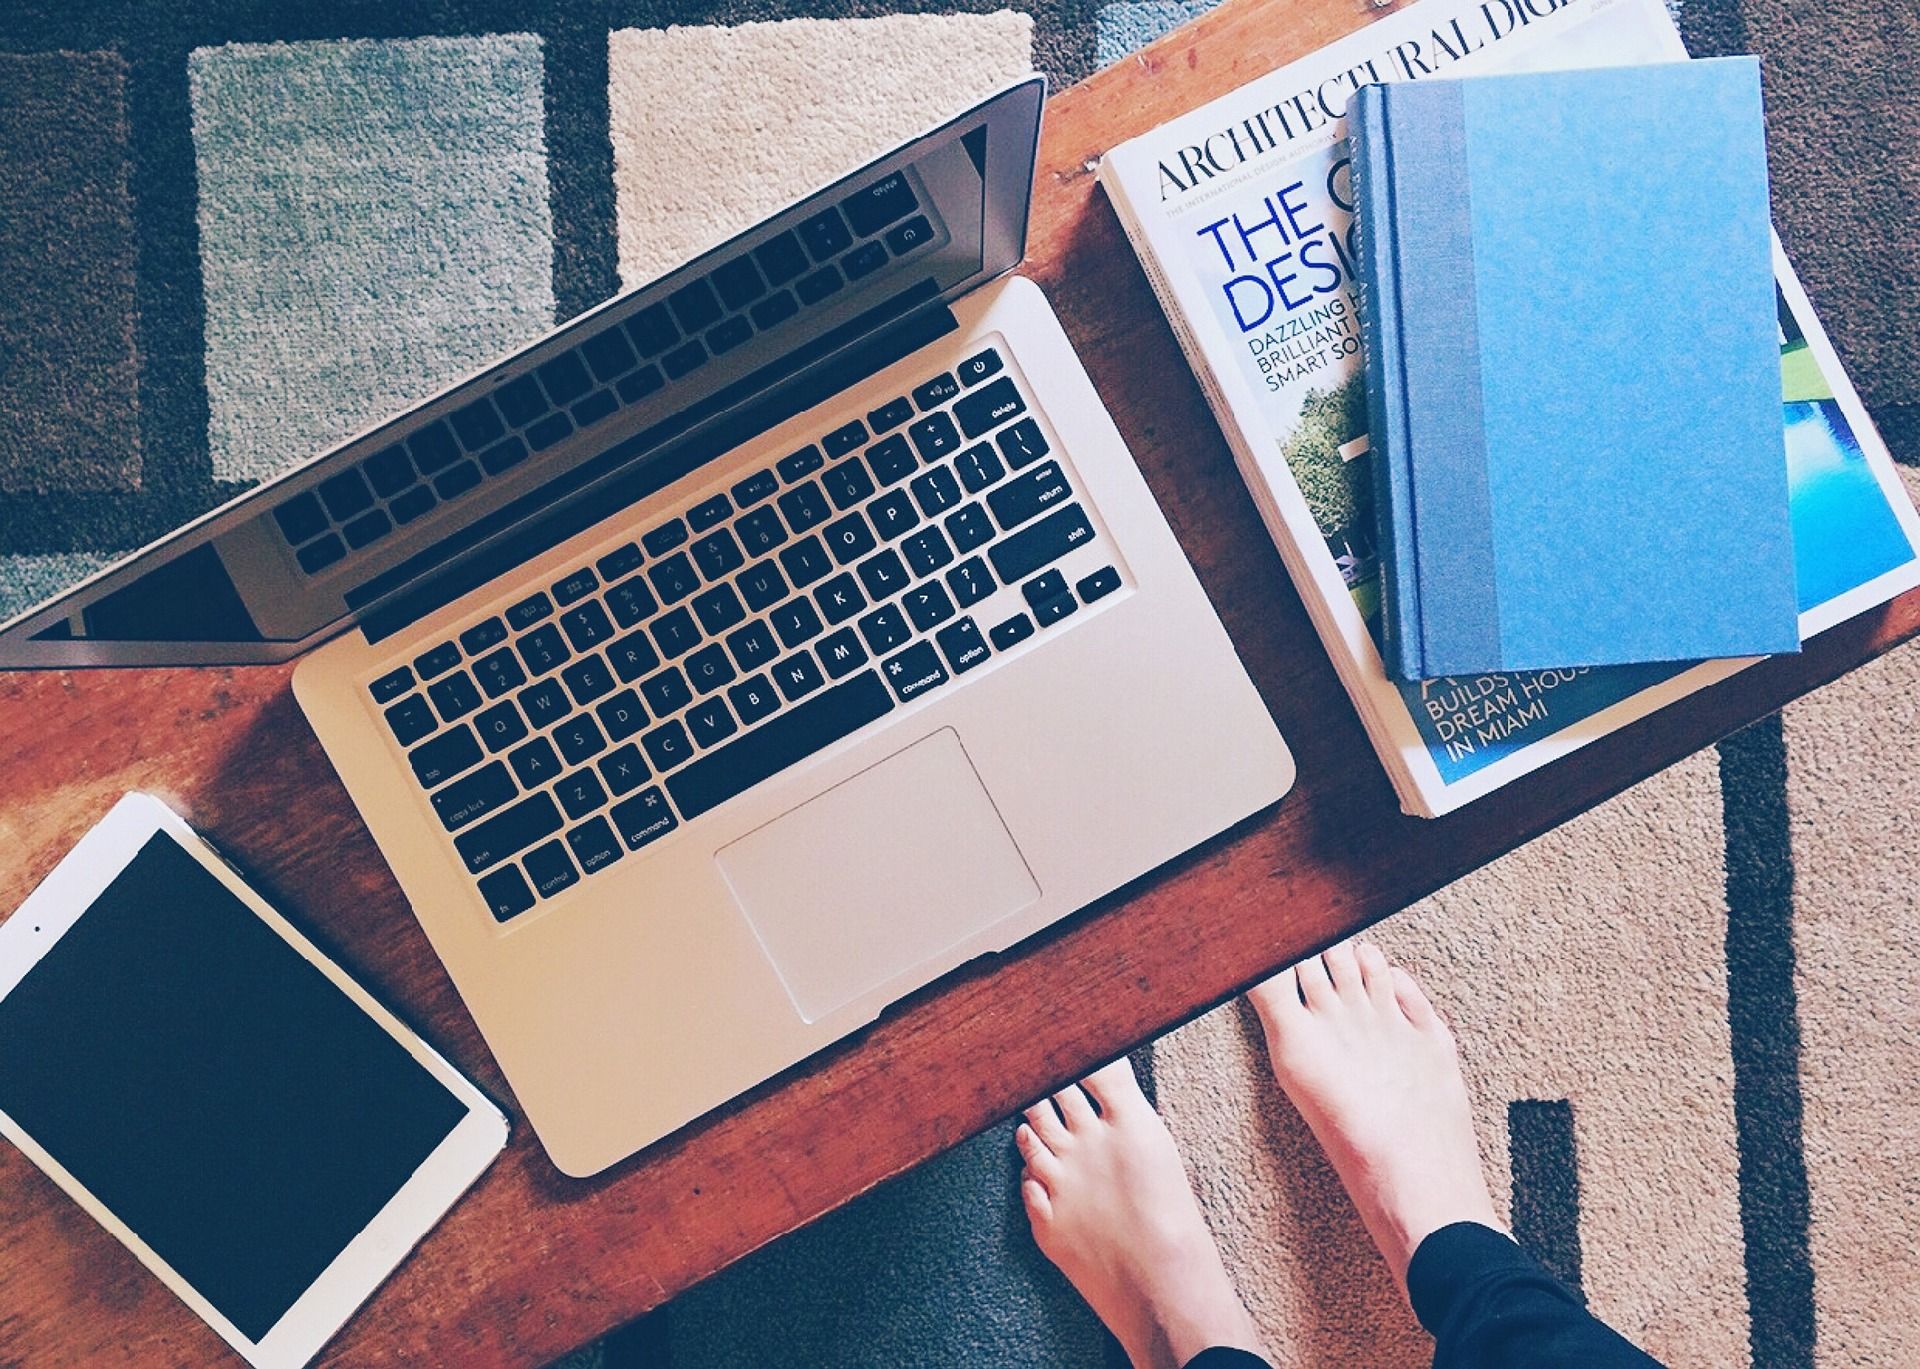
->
[271,170,937,576]
[366,347,1123,924]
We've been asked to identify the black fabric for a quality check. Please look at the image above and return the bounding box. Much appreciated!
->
[1180,1348,1272,1369]
[1408,1222,1666,1369]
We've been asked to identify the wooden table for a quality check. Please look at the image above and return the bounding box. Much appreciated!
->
[3,0,1915,1362]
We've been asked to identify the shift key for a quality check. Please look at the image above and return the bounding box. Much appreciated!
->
[989,502,1094,585]
[454,791,562,872]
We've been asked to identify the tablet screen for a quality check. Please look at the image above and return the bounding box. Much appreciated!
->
[0,833,469,1342]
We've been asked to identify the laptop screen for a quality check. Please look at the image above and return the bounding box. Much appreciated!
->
[0,78,1044,667]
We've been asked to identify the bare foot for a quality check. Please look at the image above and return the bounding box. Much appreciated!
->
[1248,941,1499,1296]
[1018,1057,1265,1369]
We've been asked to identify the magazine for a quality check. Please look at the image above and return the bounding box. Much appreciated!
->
[1097,0,1920,816]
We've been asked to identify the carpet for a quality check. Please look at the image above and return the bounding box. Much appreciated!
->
[0,1,1915,1366]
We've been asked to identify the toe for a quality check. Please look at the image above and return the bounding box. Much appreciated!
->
[1391,965,1444,1032]
[1054,1082,1099,1131]
[1024,1098,1071,1149]
[1356,941,1396,1007]
[1322,941,1365,1000]
[1021,1175,1053,1226]
[1296,950,1338,1009]
[1078,1055,1146,1119]
[1247,965,1307,1027]
[1016,1122,1062,1179]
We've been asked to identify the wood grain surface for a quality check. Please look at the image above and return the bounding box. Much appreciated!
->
[4,0,1915,1363]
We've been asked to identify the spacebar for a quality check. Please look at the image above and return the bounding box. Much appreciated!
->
[666,669,895,820]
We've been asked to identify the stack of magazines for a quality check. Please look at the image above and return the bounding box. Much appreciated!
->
[1099,0,1920,816]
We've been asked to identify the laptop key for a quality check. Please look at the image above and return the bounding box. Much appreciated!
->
[946,502,994,553]
[886,215,934,256]
[822,419,867,459]
[736,506,788,557]
[428,671,483,723]
[727,674,779,725]
[598,743,650,796]
[947,557,995,608]
[989,503,1093,585]
[556,769,608,820]
[410,725,482,787]
[866,434,918,486]
[508,735,562,788]
[518,623,571,676]
[432,761,517,832]
[478,435,530,476]
[527,412,573,451]
[560,601,615,651]
[415,640,462,679]
[817,627,867,679]
[607,577,659,629]
[626,302,678,357]
[650,606,702,659]
[598,541,644,581]
[389,486,438,525]
[737,560,788,612]
[823,512,876,565]
[856,547,910,600]
[608,629,661,682]
[796,265,843,304]
[1023,570,1069,608]
[297,534,347,573]
[495,375,548,427]
[662,339,706,380]
[668,278,723,334]
[692,583,746,635]
[882,642,947,703]
[610,786,678,850]
[474,649,528,702]
[907,411,961,463]
[858,603,911,655]
[454,792,562,873]
[997,417,1050,469]
[383,696,433,751]
[524,840,579,899]
[912,372,960,410]
[537,352,593,407]
[712,255,766,310]
[449,398,505,450]
[726,620,779,672]
[554,715,607,765]
[365,444,415,497]
[688,494,732,532]
[1079,566,1122,603]
[777,445,824,483]
[957,348,1003,387]
[771,597,824,649]
[643,518,688,556]
[822,460,875,512]
[799,207,853,261]
[707,315,754,355]
[582,327,639,382]
[691,527,744,579]
[954,377,1026,440]
[320,468,375,521]
[685,643,736,693]
[475,700,528,753]
[935,617,990,674]
[989,614,1035,650]
[562,654,615,705]
[841,240,886,279]
[868,397,914,434]
[506,591,553,629]
[667,670,893,821]
[641,720,694,771]
[596,689,648,741]
[433,462,482,501]
[1034,592,1078,627]
[640,666,692,717]
[518,679,571,730]
[573,390,618,427]
[616,365,664,404]
[779,481,832,532]
[477,865,536,922]
[648,551,701,604]
[772,651,825,702]
[733,469,779,508]
[779,534,834,588]
[553,567,598,606]
[567,817,625,875]
[902,526,953,578]
[903,581,956,632]
[369,666,414,704]
[910,466,962,518]
[989,461,1071,530]
[815,572,865,625]
[956,443,1004,493]
[274,492,328,545]
[845,172,917,236]
[461,616,507,654]
[754,230,809,286]
[408,422,462,474]
[686,698,738,748]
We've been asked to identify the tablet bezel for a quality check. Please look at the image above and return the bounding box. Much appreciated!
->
[0,792,509,1369]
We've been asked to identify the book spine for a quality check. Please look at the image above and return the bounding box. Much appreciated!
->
[1349,86,1421,680]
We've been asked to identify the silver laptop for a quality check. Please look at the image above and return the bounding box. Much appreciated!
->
[0,79,1294,1176]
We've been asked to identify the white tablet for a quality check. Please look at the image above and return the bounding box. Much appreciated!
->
[0,793,509,1368]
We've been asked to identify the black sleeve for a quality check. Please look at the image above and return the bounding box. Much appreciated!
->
[1408,1221,1667,1369]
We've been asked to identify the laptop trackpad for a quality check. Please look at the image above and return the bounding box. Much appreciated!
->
[715,729,1040,1024]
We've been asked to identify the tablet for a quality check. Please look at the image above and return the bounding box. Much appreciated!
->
[0,793,508,1368]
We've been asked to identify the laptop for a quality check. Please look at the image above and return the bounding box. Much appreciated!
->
[0,79,1295,1176]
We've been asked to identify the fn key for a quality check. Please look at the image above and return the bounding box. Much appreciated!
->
[477,865,535,922]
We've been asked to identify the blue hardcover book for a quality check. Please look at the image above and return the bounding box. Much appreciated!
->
[1351,57,1797,679]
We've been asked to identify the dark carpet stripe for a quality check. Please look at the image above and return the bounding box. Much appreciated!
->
[1507,1098,1584,1299]
[542,0,621,322]
[1717,715,1817,1367]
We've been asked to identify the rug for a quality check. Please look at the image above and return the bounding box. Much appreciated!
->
[1,1,1915,1366]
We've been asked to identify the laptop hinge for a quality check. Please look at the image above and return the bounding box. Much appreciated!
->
[356,297,958,646]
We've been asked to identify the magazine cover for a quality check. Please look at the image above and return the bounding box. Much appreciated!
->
[1099,0,1920,815]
